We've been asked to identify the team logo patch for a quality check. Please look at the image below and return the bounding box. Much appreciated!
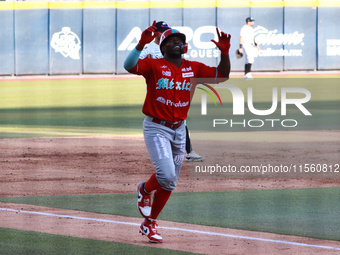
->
[162,70,171,77]
[182,72,194,78]
[156,78,192,91]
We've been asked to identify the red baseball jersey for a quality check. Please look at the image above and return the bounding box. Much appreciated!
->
[128,58,226,122]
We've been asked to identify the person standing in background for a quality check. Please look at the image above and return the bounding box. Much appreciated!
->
[238,17,260,80]
[140,21,170,59]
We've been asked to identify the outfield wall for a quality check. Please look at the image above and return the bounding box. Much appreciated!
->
[0,0,339,75]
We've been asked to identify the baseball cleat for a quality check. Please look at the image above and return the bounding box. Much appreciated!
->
[185,150,205,162]
[137,182,151,218]
[139,219,163,243]
[244,73,254,80]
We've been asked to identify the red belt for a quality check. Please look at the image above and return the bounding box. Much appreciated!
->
[151,117,184,129]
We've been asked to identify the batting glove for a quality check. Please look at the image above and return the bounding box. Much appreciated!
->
[139,20,157,47]
[211,28,231,55]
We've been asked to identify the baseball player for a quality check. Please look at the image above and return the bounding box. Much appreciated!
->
[140,21,205,162]
[238,17,260,80]
[124,21,231,243]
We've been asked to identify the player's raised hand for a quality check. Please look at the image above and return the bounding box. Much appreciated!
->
[211,28,231,55]
[139,20,157,47]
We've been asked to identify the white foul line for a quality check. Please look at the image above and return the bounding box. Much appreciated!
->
[1,207,339,251]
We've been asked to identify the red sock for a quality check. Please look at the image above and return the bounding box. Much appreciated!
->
[144,173,162,193]
[150,188,172,220]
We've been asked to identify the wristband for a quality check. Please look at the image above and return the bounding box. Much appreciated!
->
[239,44,243,48]
[254,42,258,46]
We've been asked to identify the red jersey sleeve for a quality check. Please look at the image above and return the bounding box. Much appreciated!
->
[192,60,228,82]
[127,58,153,78]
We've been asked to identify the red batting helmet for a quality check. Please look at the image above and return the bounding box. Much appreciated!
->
[159,29,188,55]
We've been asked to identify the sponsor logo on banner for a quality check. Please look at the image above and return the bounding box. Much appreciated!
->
[118,25,307,58]
[118,26,220,59]
[254,26,305,57]
[50,27,81,60]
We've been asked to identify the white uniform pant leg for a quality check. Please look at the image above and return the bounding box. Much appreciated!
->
[143,116,186,191]
[243,45,255,64]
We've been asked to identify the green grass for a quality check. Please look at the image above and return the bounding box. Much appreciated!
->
[1,187,339,241]
[0,228,197,255]
[0,79,146,108]
[0,78,146,137]
[0,105,144,137]
[0,76,339,138]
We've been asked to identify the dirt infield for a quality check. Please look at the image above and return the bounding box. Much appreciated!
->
[0,132,340,254]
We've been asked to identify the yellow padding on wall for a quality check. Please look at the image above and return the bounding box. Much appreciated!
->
[149,1,183,8]
[83,1,116,9]
[183,0,217,8]
[14,1,48,10]
[3,0,340,10]
[0,2,14,10]
[217,0,250,8]
[251,0,284,7]
[284,0,317,7]
[116,1,149,9]
[48,2,83,9]
[318,0,340,7]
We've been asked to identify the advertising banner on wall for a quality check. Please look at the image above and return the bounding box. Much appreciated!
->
[49,3,83,75]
